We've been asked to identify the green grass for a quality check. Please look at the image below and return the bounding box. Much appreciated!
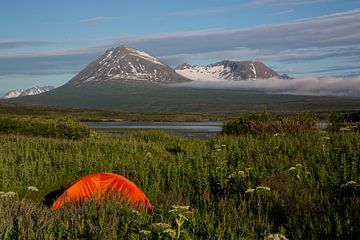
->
[0,102,219,122]
[1,102,359,124]
[0,126,360,239]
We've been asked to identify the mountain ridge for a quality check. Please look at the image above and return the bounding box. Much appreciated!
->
[175,60,282,81]
[2,86,55,99]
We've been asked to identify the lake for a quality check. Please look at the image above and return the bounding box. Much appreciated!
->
[83,121,224,138]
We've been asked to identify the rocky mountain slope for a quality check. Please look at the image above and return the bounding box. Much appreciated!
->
[67,45,191,86]
[175,60,281,81]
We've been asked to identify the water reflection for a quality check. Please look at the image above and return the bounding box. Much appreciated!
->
[84,121,223,138]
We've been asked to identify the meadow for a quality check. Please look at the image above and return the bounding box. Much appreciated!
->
[0,115,359,239]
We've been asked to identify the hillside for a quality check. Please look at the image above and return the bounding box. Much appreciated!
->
[4,83,360,113]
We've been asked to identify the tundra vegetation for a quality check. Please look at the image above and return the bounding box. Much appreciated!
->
[0,112,359,239]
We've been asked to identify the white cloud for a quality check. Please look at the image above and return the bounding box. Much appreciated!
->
[169,0,332,17]
[169,4,246,17]
[79,16,126,24]
[173,76,360,97]
[0,40,67,49]
[268,9,294,16]
[0,8,359,76]
[251,0,335,6]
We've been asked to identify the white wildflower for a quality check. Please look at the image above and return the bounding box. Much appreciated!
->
[227,172,237,179]
[273,133,280,137]
[6,191,16,197]
[139,230,152,236]
[0,191,16,198]
[171,205,190,210]
[131,209,140,215]
[265,233,289,240]
[163,228,176,237]
[27,186,39,192]
[346,181,357,187]
[256,186,271,191]
[245,188,255,194]
[152,223,172,229]
[288,167,296,171]
[227,170,246,179]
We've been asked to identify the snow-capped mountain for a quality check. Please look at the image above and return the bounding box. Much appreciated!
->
[68,45,191,86]
[2,86,55,99]
[175,61,281,81]
[2,89,23,99]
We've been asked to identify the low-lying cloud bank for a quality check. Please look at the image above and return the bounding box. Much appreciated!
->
[173,76,360,97]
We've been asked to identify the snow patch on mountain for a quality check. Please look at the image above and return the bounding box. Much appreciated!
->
[175,65,233,81]
[125,46,165,66]
[175,61,281,81]
[2,86,55,99]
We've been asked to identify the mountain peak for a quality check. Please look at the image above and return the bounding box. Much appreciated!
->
[2,86,54,99]
[68,45,191,86]
[175,63,193,70]
[175,60,281,81]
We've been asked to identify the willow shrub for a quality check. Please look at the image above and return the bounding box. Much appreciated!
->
[0,117,90,140]
[222,112,318,135]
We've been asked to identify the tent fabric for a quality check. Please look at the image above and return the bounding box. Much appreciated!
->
[51,172,151,210]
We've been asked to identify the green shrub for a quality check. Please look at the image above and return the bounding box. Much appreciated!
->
[0,117,90,140]
[328,113,345,132]
[222,112,318,135]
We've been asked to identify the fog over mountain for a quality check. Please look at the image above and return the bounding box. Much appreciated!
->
[173,76,360,97]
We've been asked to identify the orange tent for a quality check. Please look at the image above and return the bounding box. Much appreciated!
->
[51,172,151,211]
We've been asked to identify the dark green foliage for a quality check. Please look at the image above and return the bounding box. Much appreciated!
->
[328,112,360,132]
[222,112,318,135]
[329,112,346,132]
[0,117,90,140]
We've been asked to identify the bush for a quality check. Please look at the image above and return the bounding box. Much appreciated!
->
[0,117,90,140]
[222,112,318,135]
[328,112,360,133]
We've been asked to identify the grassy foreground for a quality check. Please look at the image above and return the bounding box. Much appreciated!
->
[0,128,360,239]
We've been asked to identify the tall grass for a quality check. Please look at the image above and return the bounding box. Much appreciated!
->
[0,127,359,239]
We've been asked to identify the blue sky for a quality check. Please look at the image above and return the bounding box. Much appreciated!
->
[1,0,360,94]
